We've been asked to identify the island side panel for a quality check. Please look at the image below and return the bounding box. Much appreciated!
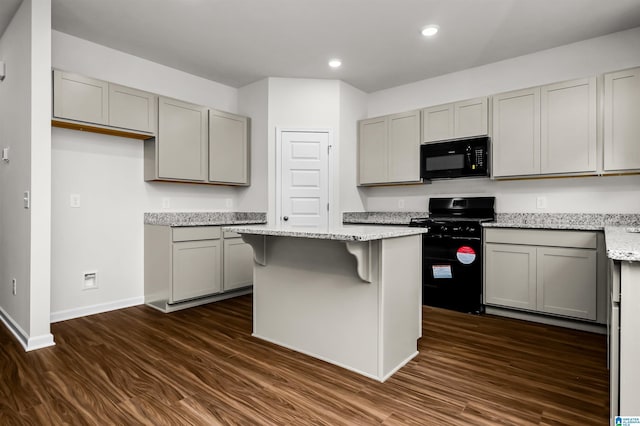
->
[380,235,422,379]
[620,262,640,415]
[252,236,380,379]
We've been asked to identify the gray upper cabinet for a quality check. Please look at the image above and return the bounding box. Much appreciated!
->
[53,69,157,136]
[108,84,156,133]
[422,97,488,143]
[53,70,109,125]
[540,77,596,174]
[492,87,541,177]
[146,98,250,185]
[156,96,208,182]
[421,104,453,142]
[388,110,421,183]
[604,67,640,172]
[209,109,249,185]
[358,110,421,185]
[358,116,388,185]
[493,77,596,178]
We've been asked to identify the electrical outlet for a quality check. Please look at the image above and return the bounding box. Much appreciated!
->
[70,194,81,208]
[536,196,547,209]
[162,198,170,209]
[225,198,232,209]
[12,278,16,296]
[398,199,405,209]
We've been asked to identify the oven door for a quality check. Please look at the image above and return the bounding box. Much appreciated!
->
[422,236,483,313]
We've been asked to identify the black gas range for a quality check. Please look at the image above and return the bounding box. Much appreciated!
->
[409,197,495,314]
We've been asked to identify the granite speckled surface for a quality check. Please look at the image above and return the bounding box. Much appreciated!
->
[144,212,267,226]
[222,224,428,242]
[343,212,428,225]
[604,226,640,262]
[484,213,640,231]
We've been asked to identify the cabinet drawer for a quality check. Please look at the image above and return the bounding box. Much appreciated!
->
[484,228,597,249]
[223,231,242,239]
[172,226,221,242]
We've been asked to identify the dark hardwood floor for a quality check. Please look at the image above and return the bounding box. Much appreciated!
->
[0,295,609,425]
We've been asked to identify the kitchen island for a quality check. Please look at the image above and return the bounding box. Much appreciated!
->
[222,224,428,382]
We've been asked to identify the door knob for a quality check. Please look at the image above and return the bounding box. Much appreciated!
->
[283,216,289,221]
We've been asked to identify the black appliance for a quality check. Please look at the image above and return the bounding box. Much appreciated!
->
[420,136,489,180]
[409,197,495,314]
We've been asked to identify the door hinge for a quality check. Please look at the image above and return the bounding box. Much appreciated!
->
[328,144,332,154]
[327,203,330,211]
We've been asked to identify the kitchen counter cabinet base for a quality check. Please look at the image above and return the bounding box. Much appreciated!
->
[243,234,422,382]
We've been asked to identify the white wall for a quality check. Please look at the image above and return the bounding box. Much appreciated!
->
[338,82,367,214]
[266,78,342,226]
[50,32,244,321]
[237,78,269,212]
[0,0,53,350]
[360,27,640,214]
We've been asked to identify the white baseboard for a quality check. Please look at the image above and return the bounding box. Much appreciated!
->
[50,296,144,323]
[485,306,607,334]
[0,306,55,351]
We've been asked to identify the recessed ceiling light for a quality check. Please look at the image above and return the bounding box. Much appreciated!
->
[328,59,342,68]
[421,25,439,37]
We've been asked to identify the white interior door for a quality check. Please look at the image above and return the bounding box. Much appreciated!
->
[279,130,329,228]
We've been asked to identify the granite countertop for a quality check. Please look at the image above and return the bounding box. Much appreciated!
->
[222,224,428,242]
[343,211,427,225]
[145,212,267,227]
[483,213,640,231]
[604,226,640,262]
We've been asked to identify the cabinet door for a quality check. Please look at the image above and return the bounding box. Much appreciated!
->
[172,239,221,302]
[209,110,249,184]
[492,88,541,177]
[541,77,596,174]
[604,67,640,171]
[108,84,156,133]
[223,237,253,291]
[158,97,207,181]
[358,116,388,184]
[454,97,488,139]
[422,104,453,143]
[53,70,108,125]
[388,110,421,183]
[484,243,537,310]
[537,247,597,320]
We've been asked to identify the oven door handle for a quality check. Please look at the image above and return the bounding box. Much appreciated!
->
[423,236,481,241]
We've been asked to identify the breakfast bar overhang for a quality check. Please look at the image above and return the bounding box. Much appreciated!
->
[223,225,427,382]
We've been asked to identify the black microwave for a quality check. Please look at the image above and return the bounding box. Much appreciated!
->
[420,137,489,180]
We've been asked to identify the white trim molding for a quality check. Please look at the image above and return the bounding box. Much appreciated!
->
[0,306,55,351]
[50,296,144,323]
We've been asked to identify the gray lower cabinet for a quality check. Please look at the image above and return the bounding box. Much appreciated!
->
[223,231,254,291]
[145,225,253,310]
[484,228,598,321]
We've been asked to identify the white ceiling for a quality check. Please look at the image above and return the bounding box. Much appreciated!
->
[3,1,640,92]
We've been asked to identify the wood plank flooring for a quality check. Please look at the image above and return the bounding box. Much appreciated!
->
[0,295,609,425]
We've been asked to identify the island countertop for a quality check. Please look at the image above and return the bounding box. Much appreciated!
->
[604,226,640,262]
[222,224,428,242]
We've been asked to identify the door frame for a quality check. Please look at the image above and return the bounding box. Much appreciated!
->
[275,128,334,228]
